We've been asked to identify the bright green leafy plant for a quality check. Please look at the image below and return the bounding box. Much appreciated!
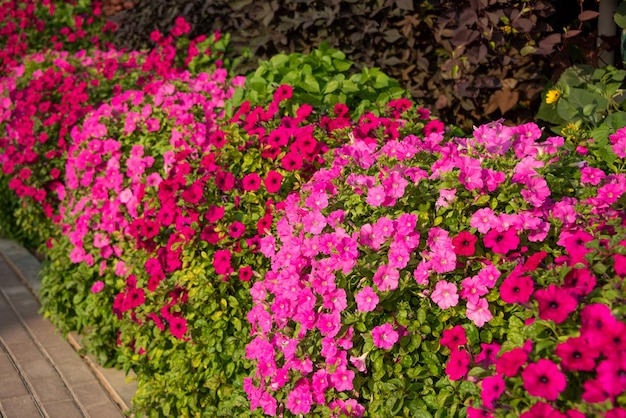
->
[536,64,626,172]
[229,42,408,119]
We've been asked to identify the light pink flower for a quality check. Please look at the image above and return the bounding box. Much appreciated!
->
[470,207,496,234]
[431,280,459,309]
[466,298,493,327]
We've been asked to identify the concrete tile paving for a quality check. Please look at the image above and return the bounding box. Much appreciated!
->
[0,239,132,417]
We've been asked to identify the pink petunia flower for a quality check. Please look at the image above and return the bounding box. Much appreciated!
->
[522,359,567,401]
[371,323,399,350]
[483,228,519,255]
[466,298,493,327]
[355,286,379,312]
[431,280,459,309]
[372,264,399,291]
[445,348,470,380]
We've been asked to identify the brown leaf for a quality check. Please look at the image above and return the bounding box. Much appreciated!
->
[564,29,582,38]
[578,10,599,21]
[395,0,414,11]
[493,89,519,114]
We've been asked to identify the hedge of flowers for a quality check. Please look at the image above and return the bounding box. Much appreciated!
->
[1,1,626,417]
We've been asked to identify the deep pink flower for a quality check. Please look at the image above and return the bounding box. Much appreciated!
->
[475,343,501,366]
[499,267,534,304]
[481,374,505,408]
[597,351,626,396]
[558,229,593,263]
[534,285,577,324]
[371,323,399,350]
[496,347,527,377]
[555,336,599,372]
[169,316,188,340]
[215,170,235,192]
[522,359,566,401]
[483,227,519,255]
[445,348,470,380]
[606,408,626,418]
[242,172,262,191]
[229,221,246,238]
[520,402,563,418]
[452,231,477,256]
[264,170,282,194]
[239,266,253,282]
[440,325,467,350]
[281,152,303,171]
[213,249,232,275]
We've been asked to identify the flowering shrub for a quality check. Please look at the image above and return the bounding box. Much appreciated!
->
[105,91,431,416]
[246,115,626,416]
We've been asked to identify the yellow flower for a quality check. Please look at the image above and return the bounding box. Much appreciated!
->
[545,89,561,105]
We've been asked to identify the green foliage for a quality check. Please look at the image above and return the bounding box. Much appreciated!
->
[0,174,41,249]
[228,43,407,119]
[536,64,626,171]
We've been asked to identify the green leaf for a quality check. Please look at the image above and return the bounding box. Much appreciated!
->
[301,74,320,93]
[616,2,626,29]
[324,80,339,95]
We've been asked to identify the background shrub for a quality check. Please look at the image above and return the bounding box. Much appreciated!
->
[107,0,611,129]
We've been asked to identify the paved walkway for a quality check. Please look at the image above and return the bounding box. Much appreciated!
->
[0,239,135,418]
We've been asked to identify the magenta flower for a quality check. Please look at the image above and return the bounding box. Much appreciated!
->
[242,172,262,191]
[534,285,577,324]
[371,323,399,350]
[302,210,327,235]
[355,286,379,312]
[90,280,105,293]
[372,264,399,291]
[329,365,355,392]
[452,231,477,256]
[460,276,488,304]
[440,325,466,350]
[286,379,312,415]
[264,170,282,194]
[499,268,534,304]
[470,207,496,233]
[521,359,566,401]
[481,374,505,408]
[483,227,519,255]
[431,280,459,309]
[445,348,470,380]
[365,185,386,207]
